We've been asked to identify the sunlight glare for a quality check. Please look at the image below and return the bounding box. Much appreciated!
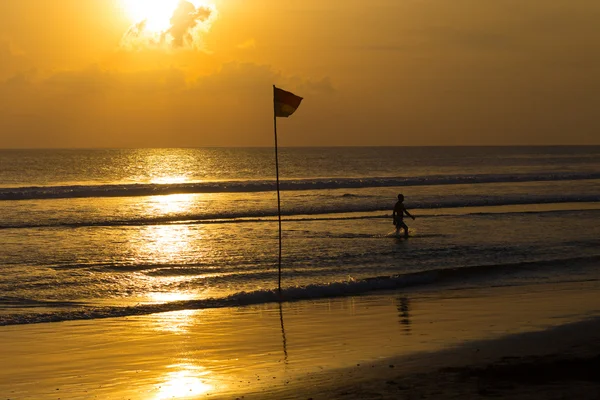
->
[149,292,195,303]
[120,0,213,33]
[155,364,214,399]
[122,0,180,32]
[151,308,201,334]
[150,176,189,184]
[149,193,196,215]
[140,225,195,257]
[119,0,217,49]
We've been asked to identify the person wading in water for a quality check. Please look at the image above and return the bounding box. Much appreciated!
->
[393,193,415,237]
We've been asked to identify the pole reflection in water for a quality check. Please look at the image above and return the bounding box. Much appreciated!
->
[397,296,412,334]
[279,301,289,363]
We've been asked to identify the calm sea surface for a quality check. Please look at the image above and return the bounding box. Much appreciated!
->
[1,147,599,325]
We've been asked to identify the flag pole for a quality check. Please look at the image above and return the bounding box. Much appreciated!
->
[273,85,283,294]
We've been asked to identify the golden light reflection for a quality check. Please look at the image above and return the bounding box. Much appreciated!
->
[150,176,189,185]
[151,309,201,334]
[149,193,197,215]
[138,193,203,262]
[132,149,200,184]
[155,363,214,399]
[142,224,195,258]
[149,292,195,303]
[127,204,213,314]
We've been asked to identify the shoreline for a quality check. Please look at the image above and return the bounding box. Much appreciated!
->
[265,316,600,400]
[1,279,599,399]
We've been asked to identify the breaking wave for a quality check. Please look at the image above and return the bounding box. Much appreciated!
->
[2,255,598,326]
[2,172,599,201]
[1,193,599,230]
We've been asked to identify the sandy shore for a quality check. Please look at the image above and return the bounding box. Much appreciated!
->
[263,315,600,400]
[1,280,599,399]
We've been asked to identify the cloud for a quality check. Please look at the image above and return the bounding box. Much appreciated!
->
[236,39,256,50]
[0,40,32,80]
[0,62,335,147]
[168,1,212,47]
[121,1,217,51]
[186,62,335,105]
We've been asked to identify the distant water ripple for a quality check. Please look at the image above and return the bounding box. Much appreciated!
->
[2,172,600,201]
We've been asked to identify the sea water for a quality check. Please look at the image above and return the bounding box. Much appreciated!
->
[1,147,599,325]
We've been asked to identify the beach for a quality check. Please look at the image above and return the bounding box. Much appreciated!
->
[285,317,600,400]
[2,279,599,399]
[1,147,600,399]
[3,0,600,393]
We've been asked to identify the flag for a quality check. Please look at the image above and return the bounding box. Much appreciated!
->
[274,86,303,118]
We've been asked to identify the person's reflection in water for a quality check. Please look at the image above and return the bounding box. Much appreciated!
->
[397,296,412,334]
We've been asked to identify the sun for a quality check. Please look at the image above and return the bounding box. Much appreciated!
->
[119,0,216,49]
[121,0,181,32]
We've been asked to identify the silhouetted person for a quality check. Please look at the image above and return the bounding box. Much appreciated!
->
[393,193,415,237]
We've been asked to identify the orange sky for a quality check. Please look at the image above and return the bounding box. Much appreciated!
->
[1,0,599,148]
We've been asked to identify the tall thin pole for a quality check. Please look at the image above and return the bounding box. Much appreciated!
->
[273,86,283,293]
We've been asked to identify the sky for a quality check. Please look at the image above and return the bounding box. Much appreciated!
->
[1,0,599,148]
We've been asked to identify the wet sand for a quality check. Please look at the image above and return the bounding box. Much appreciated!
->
[1,279,599,399]
[262,312,600,400]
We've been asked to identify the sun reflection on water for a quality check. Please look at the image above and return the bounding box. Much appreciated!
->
[127,222,211,306]
[151,308,201,334]
[125,195,212,302]
[136,193,202,262]
[149,292,195,303]
[150,176,189,185]
[148,193,199,215]
[142,224,195,257]
[154,363,214,399]
[133,148,198,184]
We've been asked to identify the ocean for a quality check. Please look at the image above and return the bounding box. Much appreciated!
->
[1,146,599,326]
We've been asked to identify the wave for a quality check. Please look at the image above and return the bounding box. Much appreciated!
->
[2,255,598,326]
[1,194,599,230]
[0,297,86,308]
[2,172,600,201]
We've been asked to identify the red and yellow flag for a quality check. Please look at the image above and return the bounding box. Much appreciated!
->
[274,86,303,118]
